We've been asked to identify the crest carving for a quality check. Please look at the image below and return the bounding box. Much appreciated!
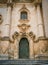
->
[18,24,30,33]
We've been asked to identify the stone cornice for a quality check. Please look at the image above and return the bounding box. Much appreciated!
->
[35,0,42,4]
[0,36,14,43]
[7,0,13,8]
[0,0,35,3]
[0,0,42,8]
[34,0,42,6]
[0,36,48,43]
[0,37,9,41]
[0,0,42,4]
[38,37,48,41]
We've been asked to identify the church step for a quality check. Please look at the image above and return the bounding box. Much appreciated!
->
[0,60,48,65]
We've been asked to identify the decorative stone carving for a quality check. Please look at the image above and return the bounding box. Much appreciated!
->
[29,32,35,40]
[1,37,9,41]
[8,48,14,59]
[7,0,13,8]
[20,32,26,37]
[35,0,42,4]
[17,0,34,3]
[0,0,39,4]
[18,24,30,33]
[19,19,29,24]
[12,32,19,39]
[41,43,48,53]
[12,31,36,42]
[19,4,30,24]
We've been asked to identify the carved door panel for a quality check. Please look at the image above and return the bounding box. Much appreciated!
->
[19,38,29,59]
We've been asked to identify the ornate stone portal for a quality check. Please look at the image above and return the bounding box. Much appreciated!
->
[12,31,36,59]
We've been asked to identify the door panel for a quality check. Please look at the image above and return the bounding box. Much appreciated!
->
[19,38,29,59]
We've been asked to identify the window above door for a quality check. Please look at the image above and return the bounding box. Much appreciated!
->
[21,11,27,20]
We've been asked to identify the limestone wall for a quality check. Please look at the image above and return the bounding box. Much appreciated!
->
[11,3,38,38]
[0,1,48,60]
[0,3,41,38]
[42,0,48,37]
[0,7,10,37]
[0,3,46,38]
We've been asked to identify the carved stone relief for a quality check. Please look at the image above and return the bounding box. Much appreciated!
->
[18,24,30,33]
[12,31,36,59]
[40,41,48,53]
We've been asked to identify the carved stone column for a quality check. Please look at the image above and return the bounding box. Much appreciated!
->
[37,4,44,37]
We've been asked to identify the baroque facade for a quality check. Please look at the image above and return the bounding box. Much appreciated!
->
[0,0,48,60]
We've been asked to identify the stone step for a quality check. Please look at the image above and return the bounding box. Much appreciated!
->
[0,60,48,65]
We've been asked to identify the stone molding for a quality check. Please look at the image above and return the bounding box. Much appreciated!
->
[0,36,48,43]
[19,19,29,24]
[19,4,30,24]
[0,36,14,43]
[12,31,36,42]
[0,0,35,3]
[0,37,10,41]
[7,0,13,8]
[0,0,42,5]
[19,4,29,12]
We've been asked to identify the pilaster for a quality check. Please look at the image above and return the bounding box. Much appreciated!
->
[7,0,13,59]
[36,3,44,37]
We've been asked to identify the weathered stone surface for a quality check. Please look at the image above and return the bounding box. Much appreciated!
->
[0,0,48,60]
[42,0,48,37]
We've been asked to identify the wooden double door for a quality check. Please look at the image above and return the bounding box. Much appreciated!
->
[19,38,29,59]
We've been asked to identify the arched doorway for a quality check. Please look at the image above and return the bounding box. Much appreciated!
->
[19,38,29,59]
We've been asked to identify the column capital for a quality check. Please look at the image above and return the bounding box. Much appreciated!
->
[35,0,42,4]
[7,0,13,8]
[34,0,42,6]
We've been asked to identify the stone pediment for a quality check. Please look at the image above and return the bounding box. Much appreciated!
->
[19,4,29,12]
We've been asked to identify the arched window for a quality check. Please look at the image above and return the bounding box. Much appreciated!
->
[21,11,27,19]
